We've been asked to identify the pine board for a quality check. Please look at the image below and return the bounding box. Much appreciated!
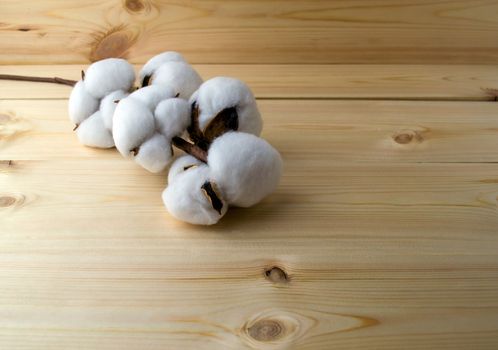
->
[2,65,498,100]
[1,64,498,349]
[2,0,498,64]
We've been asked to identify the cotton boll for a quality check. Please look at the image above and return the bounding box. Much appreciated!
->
[154,98,191,139]
[76,111,114,148]
[163,165,228,225]
[208,132,282,207]
[100,90,129,131]
[139,51,186,86]
[167,155,203,185]
[84,58,135,98]
[129,85,175,110]
[134,133,173,173]
[68,80,99,126]
[151,61,203,99]
[190,77,263,137]
[112,97,156,157]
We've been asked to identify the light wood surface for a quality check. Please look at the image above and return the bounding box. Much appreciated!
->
[2,0,498,64]
[1,64,498,349]
[2,64,498,100]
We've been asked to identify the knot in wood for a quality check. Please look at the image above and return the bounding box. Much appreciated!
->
[0,196,16,207]
[264,266,289,284]
[90,27,136,61]
[393,133,413,144]
[124,0,145,12]
[248,319,284,342]
[393,130,424,145]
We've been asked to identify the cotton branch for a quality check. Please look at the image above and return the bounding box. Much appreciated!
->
[0,74,77,87]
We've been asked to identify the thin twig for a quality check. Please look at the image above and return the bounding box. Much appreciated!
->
[0,74,77,87]
[172,136,208,163]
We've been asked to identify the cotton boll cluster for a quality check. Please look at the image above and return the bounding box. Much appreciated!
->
[67,51,282,226]
[68,58,135,148]
[113,85,191,173]
[163,132,282,225]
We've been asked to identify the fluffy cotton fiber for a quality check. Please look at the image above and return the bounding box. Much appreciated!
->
[139,51,186,86]
[190,77,263,137]
[138,51,202,100]
[76,111,114,148]
[151,61,203,99]
[163,164,227,225]
[128,84,175,110]
[112,85,191,173]
[113,97,156,157]
[167,155,204,185]
[68,80,99,126]
[207,132,282,207]
[68,58,135,148]
[84,58,136,99]
[100,90,129,131]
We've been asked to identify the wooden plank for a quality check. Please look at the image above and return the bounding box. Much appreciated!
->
[2,0,498,64]
[1,158,498,349]
[1,99,498,162]
[2,158,498,237]
[2,64,498,100]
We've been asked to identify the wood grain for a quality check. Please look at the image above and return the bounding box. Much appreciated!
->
[1,58,498,347]
[2,99,498,162]
[2,0,498,64]
[2,64,498,100]
[1,159,498,348]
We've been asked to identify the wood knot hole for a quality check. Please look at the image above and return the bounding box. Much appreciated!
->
[248,319,284,342]
[265,266,289,284]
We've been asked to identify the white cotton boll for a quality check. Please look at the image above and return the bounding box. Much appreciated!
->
[151,61,203,99]
[167,155,203,185]
[163,165,228,225]
[128,85,175,110]
[76,111,114,148]
[134,133,173,173]
[208,132,282,207]
[190,77,262,136]
[68,80,99,126]
[154,98,191,139]
[100,90,129,131]
[112,98,156,157]
[84,58,135,98]
[139,51,186,86]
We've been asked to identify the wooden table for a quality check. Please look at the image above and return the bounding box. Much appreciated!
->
[1,64,498,349]
[2,0,498,348]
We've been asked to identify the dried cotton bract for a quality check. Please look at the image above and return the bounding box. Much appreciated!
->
[68,58,135,148]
